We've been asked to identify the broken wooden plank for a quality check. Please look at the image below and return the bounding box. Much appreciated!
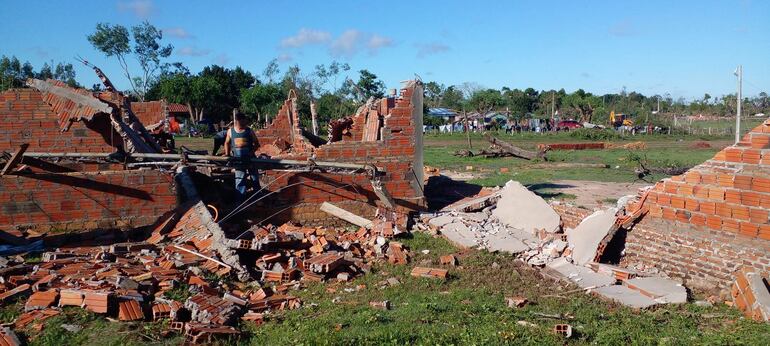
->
[483,133,546,160]
[320,202,373,229]
[1,143,29,175]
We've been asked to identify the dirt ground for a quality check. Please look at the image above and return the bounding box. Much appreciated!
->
[545,179,652,208]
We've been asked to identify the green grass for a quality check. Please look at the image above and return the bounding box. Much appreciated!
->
[424,136,719,187]
[245,233,769,345]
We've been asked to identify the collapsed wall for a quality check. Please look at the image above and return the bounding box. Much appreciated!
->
[624,120,770,292]
[253,81,425,225]
[0,87,177,236]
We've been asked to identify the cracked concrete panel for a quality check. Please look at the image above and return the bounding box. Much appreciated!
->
[440,222,478,248]
[625,277,687,304]
[567,208,617,265]
[491,180,560,235]
[593,285,658,309]
[544,257,616,289]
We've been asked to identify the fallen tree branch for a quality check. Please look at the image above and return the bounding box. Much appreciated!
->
[483,133,547,160]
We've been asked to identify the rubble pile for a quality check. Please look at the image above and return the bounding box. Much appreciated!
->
[418,179,688,309]
[0,199,413,344]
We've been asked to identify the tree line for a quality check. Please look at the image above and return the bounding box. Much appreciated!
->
[0,56,80,90]
[424,83,770,127]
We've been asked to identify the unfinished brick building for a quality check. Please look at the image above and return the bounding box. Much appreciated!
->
[622,120,770,293]
[249,81,425,225]
[0,85,176,236]
[1,78,426,237]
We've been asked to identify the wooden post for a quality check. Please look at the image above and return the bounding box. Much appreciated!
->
[310,100,319,136]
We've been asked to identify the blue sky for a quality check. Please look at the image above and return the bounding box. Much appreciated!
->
[1,0,768,100]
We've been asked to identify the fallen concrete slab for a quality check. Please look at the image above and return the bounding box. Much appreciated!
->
[428,215,456,229]
[543,258,616,289]
[484,230,530,254]
[625,277,687,304]
[593,285,658,309]
[440,222,479,248]
[491,180,560,235]
[567,208,617,265]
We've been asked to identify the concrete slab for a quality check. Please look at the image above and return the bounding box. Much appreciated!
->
[567,208,617,265]
[484,231,530,254]
[544,257,616,289]
[491,180,560,235]
[440,222,478,248]
[625,277,687,304]
[593,285,658,309]
[428,215,456,229]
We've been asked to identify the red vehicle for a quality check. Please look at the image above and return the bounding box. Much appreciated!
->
[556,120,583,131]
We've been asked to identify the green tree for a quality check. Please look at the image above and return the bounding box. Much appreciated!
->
[240,82,284,126]
[562,89,601,122]
[87,21,172,100]
[344,69,385,100]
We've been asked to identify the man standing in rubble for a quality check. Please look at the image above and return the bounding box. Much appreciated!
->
[223,110,261,201]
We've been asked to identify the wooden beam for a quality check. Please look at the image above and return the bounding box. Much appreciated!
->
[320,202,373,229]
[1,143,30,175]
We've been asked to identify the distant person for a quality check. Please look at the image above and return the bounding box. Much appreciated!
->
[223,112,260,201]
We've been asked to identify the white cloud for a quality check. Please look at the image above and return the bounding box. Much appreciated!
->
[330,30,362,57]
[367,34,393,54]
[117,0,155,19]
[177,46,211,57]
[415,42,450,58]
[329,30,394,57]
[279,28,393,58]
[165,27,193,39]
[280,28,331,48]
[277,53,293,62]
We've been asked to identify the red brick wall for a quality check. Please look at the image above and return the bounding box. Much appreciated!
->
[622,217,770,295]
[0,89,122,153]
[0,88,178,234]
[253,82,425,224]
[619,119,770,292]
[131,100,167,127]
[551,202,592,229]
[0,170,176,234]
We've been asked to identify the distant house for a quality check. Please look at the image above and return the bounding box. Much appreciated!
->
[484,112,509,128]
[427,108,458,123]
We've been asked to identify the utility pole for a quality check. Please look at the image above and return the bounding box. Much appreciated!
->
[735,65,743,144]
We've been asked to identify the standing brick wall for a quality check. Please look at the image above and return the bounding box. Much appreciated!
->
[0,169,176,234]
[0,89,121,153]
[0,88,178,235]
[131,100,168,127]
[253,82,425,225]
[622,217,770,294]
[550,202,592,229]
[622,119,770,292]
